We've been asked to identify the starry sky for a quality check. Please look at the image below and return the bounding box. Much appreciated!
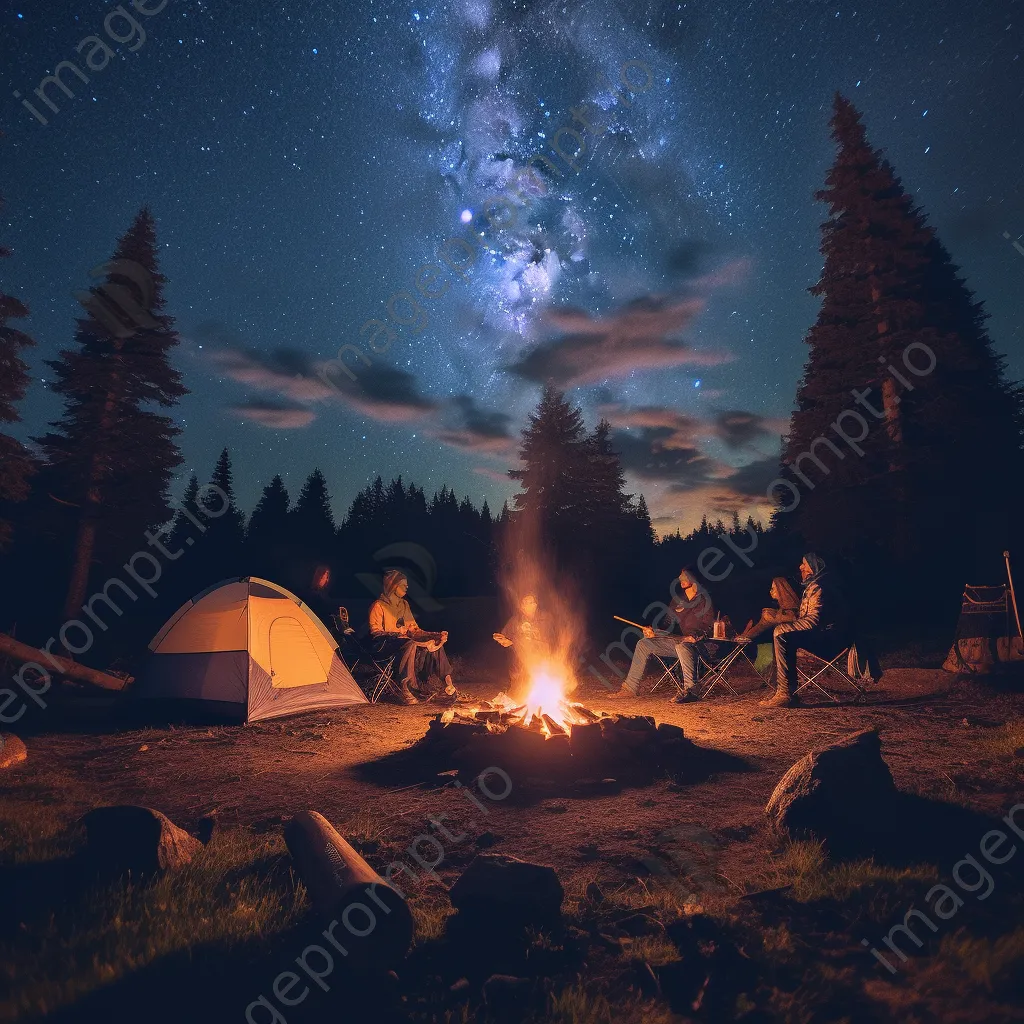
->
[2,0,1022,534]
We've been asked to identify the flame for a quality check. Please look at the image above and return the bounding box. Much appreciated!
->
[521,659,590,736]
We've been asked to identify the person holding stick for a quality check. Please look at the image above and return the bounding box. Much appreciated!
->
[608,568,716,701]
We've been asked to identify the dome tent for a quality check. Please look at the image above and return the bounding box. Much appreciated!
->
[135,577,367,722]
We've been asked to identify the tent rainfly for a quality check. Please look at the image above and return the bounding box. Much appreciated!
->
[134,577,367,721]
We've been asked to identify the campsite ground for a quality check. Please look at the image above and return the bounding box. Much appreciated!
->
[1,657,1023,1023]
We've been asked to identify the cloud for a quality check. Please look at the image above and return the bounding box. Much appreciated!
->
[319,361,438,422]
[506,294,728,386]
[226,400,316,429]
[600,404,785,456]
[711,409,788,450]
[206,338,437,425]
[610,426,724,489]
[210,346,335,404]
[431,395,519,454]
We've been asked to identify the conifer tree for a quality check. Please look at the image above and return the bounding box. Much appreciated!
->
[37,207,186,618]
[195,449,246,583]
[290,468,336,556]
[509,385,589,548]
[247,474,290,576]
[0,187,35,551]
[785,95,1023,579]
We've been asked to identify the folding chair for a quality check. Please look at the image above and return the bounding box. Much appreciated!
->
[794,647,866,703]
[650,654,684,693]
[338,631,401,704]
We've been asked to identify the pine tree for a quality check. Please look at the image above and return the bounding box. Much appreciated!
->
[509,385,589,548]
[290,468,336,555]
[196,449,246,582]
[0,186,35,551]
[247,474,290,562]
[37,207,186,618]
[784,94,1023,579]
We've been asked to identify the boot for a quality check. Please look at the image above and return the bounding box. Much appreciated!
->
[759,688,795,708]
[398,683,419,705]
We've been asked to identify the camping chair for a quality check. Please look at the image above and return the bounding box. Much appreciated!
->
[794,646,866,703]
[335,628,401,704]
[650,654,684,693]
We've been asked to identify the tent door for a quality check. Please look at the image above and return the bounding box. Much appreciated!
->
[268,616,328,688]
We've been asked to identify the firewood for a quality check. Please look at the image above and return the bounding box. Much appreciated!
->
[284,810,413,966]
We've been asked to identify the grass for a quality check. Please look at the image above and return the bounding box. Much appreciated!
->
[982,717,1024,758]
[0,827,305,1021]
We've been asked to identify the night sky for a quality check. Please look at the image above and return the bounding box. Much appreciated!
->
[2,0,1022,534]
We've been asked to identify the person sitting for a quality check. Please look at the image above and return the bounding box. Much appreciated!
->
[761,553,849,708]
[609,568,716,702]
[493,592,552,701]
[741,577,800,639]
[369,569,456,704]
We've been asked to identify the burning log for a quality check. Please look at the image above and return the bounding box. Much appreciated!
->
[0,631,130,692]
[541,714,567,737]
[284,810,413,966]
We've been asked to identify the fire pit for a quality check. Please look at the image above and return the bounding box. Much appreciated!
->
[417,659,695,785]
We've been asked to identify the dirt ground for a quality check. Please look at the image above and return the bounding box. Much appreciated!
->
[2,664,1023,1022]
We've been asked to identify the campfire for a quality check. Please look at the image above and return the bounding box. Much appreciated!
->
[441,659,607,738]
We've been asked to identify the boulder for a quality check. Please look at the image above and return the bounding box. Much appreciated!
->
[81,805,202,877]
[765,729,897,848]
[449,853,563,927]
[0,733,27,769]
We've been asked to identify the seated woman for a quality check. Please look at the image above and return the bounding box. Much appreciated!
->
[493,593,551,701]
[742,577,799,639]
[761,553,849,708]
[369,570,455,704]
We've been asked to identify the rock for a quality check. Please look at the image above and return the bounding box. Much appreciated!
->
[765,729,897,847]
[656,722,686,741]
[475,830,499,848]
[81,805,202,877]
[482,974,533,1019]
[449,853,564,927]
[0,734,27,769]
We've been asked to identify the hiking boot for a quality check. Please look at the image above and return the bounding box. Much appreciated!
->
[398,684,419,705]
[759,689,796,708]
[673,690,698,704]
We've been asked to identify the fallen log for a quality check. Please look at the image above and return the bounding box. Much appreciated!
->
[0,632,130,692]
[284,810,413,966]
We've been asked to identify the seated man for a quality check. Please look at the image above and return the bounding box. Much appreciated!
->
[761,553,848,708]
[493,592,552,701]
[610,568,716,701]
[369,569,455,704]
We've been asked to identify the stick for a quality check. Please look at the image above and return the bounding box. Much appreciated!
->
[1005,550,1023,639]
[613,615,645,629]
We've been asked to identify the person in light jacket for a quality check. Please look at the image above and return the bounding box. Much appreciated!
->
[369,569,455,704]
[761,553,849,708]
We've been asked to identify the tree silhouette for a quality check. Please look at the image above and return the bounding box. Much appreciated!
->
[246,474,290,579]
[36,208,186,619]
[784,94,1024,587]
[0,185,35,551]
